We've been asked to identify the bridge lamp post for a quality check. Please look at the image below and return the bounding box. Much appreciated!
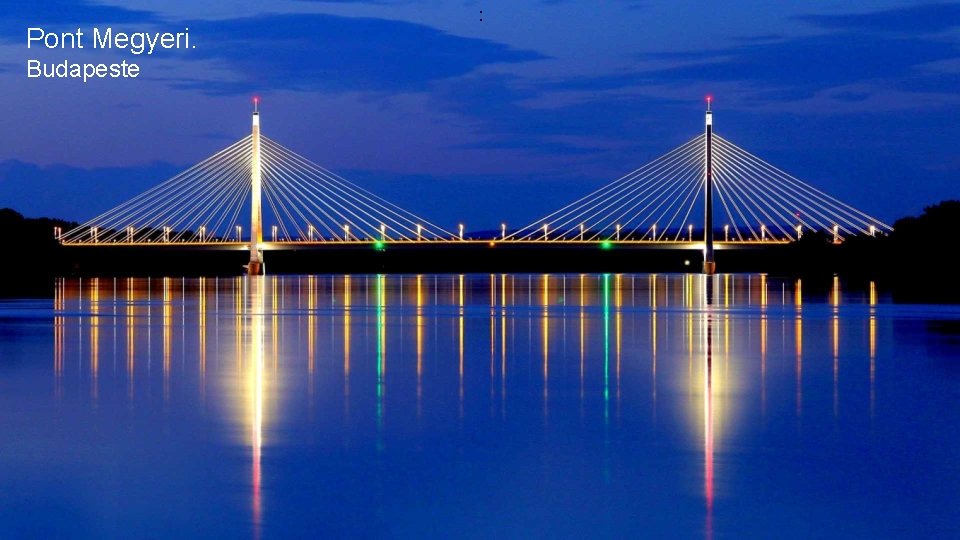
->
[724,225,729,242]
[688,224,693,242]
[501,223,507,240]
[458,223,464,240]
[236,225,242,241]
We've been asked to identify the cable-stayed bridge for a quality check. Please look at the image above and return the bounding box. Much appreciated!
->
[59,99,891,274]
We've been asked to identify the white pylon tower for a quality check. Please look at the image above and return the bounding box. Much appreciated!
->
[703,96,716,275]
[248,98,264,275]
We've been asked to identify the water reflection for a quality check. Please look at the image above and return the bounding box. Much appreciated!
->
[45,273,909,538]
[248,277,265,538]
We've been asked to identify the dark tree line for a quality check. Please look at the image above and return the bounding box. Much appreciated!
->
[1,201,958,301]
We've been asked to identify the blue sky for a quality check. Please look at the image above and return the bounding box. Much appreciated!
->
[1,0,957,227]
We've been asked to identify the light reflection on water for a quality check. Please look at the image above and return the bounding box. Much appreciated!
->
[1,274,958,537]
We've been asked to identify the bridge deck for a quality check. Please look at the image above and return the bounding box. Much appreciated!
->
[61,239,789,249]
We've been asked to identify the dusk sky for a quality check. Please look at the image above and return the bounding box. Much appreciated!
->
[1,1,958,228]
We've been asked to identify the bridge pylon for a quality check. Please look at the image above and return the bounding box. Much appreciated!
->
[703,97,716,275]
[248,99,265,275]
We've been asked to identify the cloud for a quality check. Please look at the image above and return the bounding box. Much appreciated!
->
[0,0,157,38]
[795,3,960,34]
[540,0,646,7]
[3,1,545,97]
[175,13,546,95]
[637,33,958,96]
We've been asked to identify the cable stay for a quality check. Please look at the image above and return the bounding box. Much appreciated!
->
[508,131,891,243]
[60,104,892,249]
[60,134,454,245]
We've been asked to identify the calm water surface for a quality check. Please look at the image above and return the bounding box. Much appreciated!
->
[1,274,959,538]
